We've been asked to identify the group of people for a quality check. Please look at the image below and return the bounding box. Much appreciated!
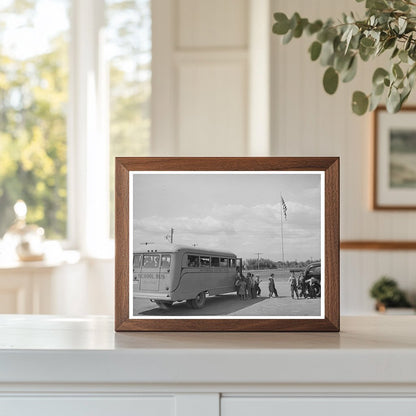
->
[234,273,261,300]
[288,271,319,299]
[235,272,279,300]
[235,271,319,301]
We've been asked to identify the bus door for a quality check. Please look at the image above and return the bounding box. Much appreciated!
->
[237,258,243,277]
[139,254,161,292]
[159,254,172,290]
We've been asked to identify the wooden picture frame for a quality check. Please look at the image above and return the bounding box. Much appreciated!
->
[115,157,339,332]
[373,106,416,210]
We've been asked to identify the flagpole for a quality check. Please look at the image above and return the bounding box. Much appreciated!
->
[280,194,285,263]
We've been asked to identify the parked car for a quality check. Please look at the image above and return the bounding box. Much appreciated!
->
[304,262,321,298]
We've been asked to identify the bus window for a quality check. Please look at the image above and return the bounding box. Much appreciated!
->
[220,258,228,267]
[211,257,220,267]
[143,254,160,268]
[200,256,210,267]
[230,258,236,268]
[187,255,199,267]
[133,254,142,268]
[161,255,171,268]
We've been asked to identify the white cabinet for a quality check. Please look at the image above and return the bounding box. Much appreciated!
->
[1,397,175,416]
[222,398,416,416]
[1,316,416,416]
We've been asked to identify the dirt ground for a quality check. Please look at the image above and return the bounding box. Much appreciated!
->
[132,270,321,317]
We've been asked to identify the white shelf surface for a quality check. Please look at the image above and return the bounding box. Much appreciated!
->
[0,315,415,388]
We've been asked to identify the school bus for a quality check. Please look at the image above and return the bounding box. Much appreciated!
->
[133,244,238,309]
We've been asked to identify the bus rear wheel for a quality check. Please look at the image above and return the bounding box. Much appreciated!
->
[155,301,173,310]
[188,292,206,309]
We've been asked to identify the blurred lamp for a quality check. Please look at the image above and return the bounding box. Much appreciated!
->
[3,200,45,261]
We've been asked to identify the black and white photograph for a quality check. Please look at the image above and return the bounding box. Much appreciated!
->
[129,171,324,319]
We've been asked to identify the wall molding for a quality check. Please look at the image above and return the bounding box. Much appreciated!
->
[340,241,416,250]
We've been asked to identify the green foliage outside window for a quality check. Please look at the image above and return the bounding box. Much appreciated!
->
[107,0,151,237]
[0,1,69,238]
[0,0,151,240]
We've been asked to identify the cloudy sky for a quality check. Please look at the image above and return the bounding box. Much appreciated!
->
[132,173,322,262]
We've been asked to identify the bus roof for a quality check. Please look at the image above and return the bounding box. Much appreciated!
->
[134,244,237,258]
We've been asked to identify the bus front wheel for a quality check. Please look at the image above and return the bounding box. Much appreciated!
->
[188,292,206,309]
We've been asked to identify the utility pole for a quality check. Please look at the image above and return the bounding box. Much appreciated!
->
[170,228,174,244]
[254,252,263,270]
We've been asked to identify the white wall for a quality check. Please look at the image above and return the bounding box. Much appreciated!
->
[271,0,416,313]
[152,0,267,156]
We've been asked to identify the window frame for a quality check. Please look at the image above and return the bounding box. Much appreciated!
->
[68,0,110,257]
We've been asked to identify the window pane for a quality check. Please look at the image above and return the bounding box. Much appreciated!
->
[211,257,220,267]
[0,0,70,238]
[161,254,171,268]
[200,257,210,268]
[106,0,151,237]
[187,255,199,267]
[142,254,159,268]
[133,253,142,267]
[220,257,228,267]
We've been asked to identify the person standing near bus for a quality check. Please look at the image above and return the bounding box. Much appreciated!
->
[298,272,306,298]
[250,274,257,298]
[288,272,299,299]
[245,273,252,299]
[238,278,247,300]
[268,274,278,298]
[255,275,261,296]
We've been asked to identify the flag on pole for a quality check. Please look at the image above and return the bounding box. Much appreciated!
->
[281,195,287,220]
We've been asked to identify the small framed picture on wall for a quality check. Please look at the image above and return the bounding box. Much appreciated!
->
[374,106,416,209]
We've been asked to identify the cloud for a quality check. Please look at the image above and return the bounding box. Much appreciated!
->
[134,215,235,236]
[133,200,321,261]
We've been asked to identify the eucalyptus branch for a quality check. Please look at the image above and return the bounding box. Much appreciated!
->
[272,0,416,115]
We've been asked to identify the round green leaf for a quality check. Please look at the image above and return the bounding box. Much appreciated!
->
[360,37,375,48]
[323,67,339,95]
[384,37,396,50]
[391,47,399,59]
[352,91,369,115]
[372,68,389,86]
[393,63,404,79]
[273,13,290,35]
[373,82,384,96]
[405,34,413,51]
[282,29,293,44]
[307,20,323,35]
[399,50,408,63]
[293,18,308,38]
[369,92,383,112]
[387,88,401,113]
[320,41,335,66]
[359,44,374,62]
[309,41,322,61]
[290,12,301,30]
[342,56,357,83]
[334,52,352,73]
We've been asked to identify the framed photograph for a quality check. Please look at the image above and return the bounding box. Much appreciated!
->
[115,157,339,332]
[374,106,416,209]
